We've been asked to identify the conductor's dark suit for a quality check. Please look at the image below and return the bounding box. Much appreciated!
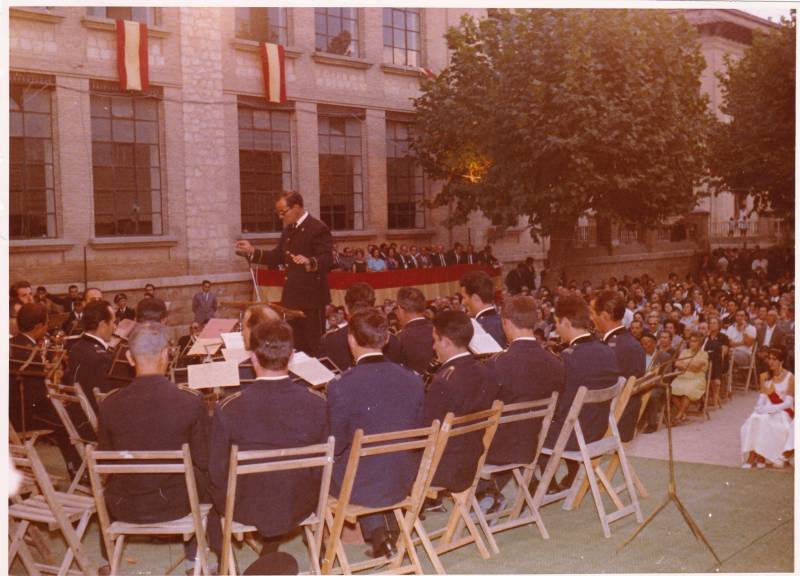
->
[327,355,424,508]
[250,213,333,356]
[209,377,328,539]
[398,317,435,375]
[485,338,564,465]
[63,333,115,415]
[423,354,498,492]
[543,335,620,451]
[476,307,508,349]
[97,375,210,523]
[604,326,646,442]
[319,324,402,373]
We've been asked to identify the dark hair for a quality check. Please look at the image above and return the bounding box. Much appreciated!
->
[281,191,304,208]
[10,280,31,300]
[397,287,426,314]
[68,284,78,291]
[348,308,389,349]
[36,286,47,293]
[251,320,294,370]
[244,304,280,348]
[592,290,626,322]
[202,280,211,286]
[767,346,787,364]
[555,294,593,330]
[136,297,168,323]
[114,293,128,304]
[502,295,539,330]
[17,303,48,333]
[144,283,156,291]
[433,309,473,348]
[459,270,495,303]
[84,300,114,331]
[345,282,375,310]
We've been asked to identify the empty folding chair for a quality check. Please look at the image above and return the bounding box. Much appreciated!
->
[47,382,96,495]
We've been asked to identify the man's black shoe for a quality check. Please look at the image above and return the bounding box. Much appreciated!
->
[367,535,398,560]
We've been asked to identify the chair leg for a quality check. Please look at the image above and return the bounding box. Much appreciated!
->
[470,493,500,555]
[9,519,43,576]
[57,510,93,576]
[414,517,446,575]
[514,471,549,540]
[391,508,423,574]
[617,444,643,524]
[582,455,611,538]
[453,494,490,559]
[304,526,321,575]
[110,535,125,576]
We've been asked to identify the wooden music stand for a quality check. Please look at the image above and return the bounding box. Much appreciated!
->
[10,344,65,433]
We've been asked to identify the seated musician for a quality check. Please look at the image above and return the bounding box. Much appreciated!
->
[327,308,424,559]
[424,310,497,493]
[395,287,435,375]
[97,322,209,574]
[320,282,401,372]
[208,320,327,556]
[459,270,508,348]
[236,304,282,380]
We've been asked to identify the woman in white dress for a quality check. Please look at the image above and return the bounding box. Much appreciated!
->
[741,347,794,468]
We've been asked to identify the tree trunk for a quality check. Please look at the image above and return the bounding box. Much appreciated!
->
[544,222,575,290]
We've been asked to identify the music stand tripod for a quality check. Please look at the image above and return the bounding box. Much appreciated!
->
[618,377,722,566]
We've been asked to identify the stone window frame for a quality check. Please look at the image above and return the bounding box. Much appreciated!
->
[9,73,59,240]
[317,106,366,232]
[314,7,361,58]
[382,8,422,68]
[237,96,295,234]
[86,6,161,26]
[386,116,426,230]
[89,81,166,238]
[235,7,289,45]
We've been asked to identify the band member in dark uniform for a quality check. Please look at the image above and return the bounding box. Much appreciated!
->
[459,270,507,348]
[235,192,333,356]
[327,308,424,559]
[591,290,646,442]
[395,287,435,375]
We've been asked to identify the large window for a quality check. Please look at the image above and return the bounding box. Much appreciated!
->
[90,92,162,236]
[383,8,421,67]
[314,8,359,57]
[235,7,287,45]
[238,99,293,234]
[318,111,364,231]
[87,6,159,25]
[386,120,425,229]
[10,81,57,239]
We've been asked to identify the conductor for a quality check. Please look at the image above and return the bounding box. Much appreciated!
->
[235,192,333,356]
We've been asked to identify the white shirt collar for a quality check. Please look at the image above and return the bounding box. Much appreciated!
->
[442,351,472,367]
[405,316,427,326]
[85,332,109,350]
[254,375,291,381]
[355,352,384,363]
[569,332,592,347]
[476,305,496,319]
[602,325,625,342]
[296,211,309,227]
[21,333,37,346]
[512,336,538,343]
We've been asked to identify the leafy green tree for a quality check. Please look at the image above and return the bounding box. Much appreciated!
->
[710,14,795,224]
[412,9,711,284]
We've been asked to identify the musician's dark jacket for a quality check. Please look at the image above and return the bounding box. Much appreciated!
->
[327,355,424,507]
[63,333,114,415]
[9,334,50,430]
[543,334,621,451]
[485,338,564,465]
[475,307,508,349]
[209,377,328,537]
[603,326,646,442]
[97,375,210,523]
[423,354,497,492]
[397,317,435,376]
[320,324,401,372]
[249,214,333,310]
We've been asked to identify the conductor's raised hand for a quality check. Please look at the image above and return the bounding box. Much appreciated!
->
[288,252,310,266]
[235,240,255,257]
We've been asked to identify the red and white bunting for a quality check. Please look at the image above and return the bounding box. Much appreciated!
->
[260,42,287,104]
[115,20,149,91]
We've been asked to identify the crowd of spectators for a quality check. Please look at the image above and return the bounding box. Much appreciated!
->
[330,241,501,272]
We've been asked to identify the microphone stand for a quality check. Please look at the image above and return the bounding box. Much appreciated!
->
[618,357,721,566]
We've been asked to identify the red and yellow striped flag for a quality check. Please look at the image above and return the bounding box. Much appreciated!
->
[260,42,286,104]
[115,20,149,91]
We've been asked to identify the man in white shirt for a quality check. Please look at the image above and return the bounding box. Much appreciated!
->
[725,310,757,367]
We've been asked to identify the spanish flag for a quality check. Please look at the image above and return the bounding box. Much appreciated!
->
[115,20,149,91]
[260,42,287,104]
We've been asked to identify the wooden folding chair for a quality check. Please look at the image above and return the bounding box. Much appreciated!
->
[686,361,712,421]
[537,378,642,538]
[47,382,96,495]
[322,422,441,575]
[728,342,758,394]
[417,400,503,566]
[93,386,113,409]
[86,443,212,576]
[219,437,336,575]
[476,393,559,544]
[8,441,98,576]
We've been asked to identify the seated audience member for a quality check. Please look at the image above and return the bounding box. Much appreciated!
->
[756,308,787,371]
[327,308,424,559]
[114,293,136,323]
[366,248,387,273]
[702,318,727,407]
[352,248,368,273]
[629,320,645,341]
[641,332,671,374]
[459,270,508,348]
[424,310,497,492]
[741,347,794,468]
[537,295,621,492]
[45,284,81,313]
[726,309,757,367]
[97,322,209,573]
[208,320,327,556]
[320,282,401,372]
[63,300,116,414]
[177,322,202,356]
[62,299,86,335]
[395,287,435,376]
[669,330,709,424]
[337,246,355,273]
[430,245,447,268]
[144,283,156,298]
[384,247,400,270]
[10,280,34,306]
[136,297,168,324]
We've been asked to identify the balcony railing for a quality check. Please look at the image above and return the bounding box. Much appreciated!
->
[709,217,785,242]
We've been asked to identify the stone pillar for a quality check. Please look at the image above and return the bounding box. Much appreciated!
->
[365,108,387,232]
[295,101,320,216]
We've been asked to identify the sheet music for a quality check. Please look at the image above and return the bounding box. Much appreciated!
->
[221,348,250,363]
[199,318,239,339]
[187,360,240,389]
[288,351,336,387]
[114,319,137,340]
[469,318,502,354]
[186,337,223,357]
[220,332,245,350]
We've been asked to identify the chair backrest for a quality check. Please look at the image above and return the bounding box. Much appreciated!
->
[555,378,625,446]
[86,443,205,562]
[74,384,98,434]
[497,393,559,463]
[612,376,638,423]
[47,383,91,457]
[222,437,336,574]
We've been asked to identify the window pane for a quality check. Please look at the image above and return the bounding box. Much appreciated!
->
[135,121,158,144]
[24,89,51,113]
[113,119,135,142]
[24,113,51,137]
[112,96,134,118]
[11,111,24,136]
